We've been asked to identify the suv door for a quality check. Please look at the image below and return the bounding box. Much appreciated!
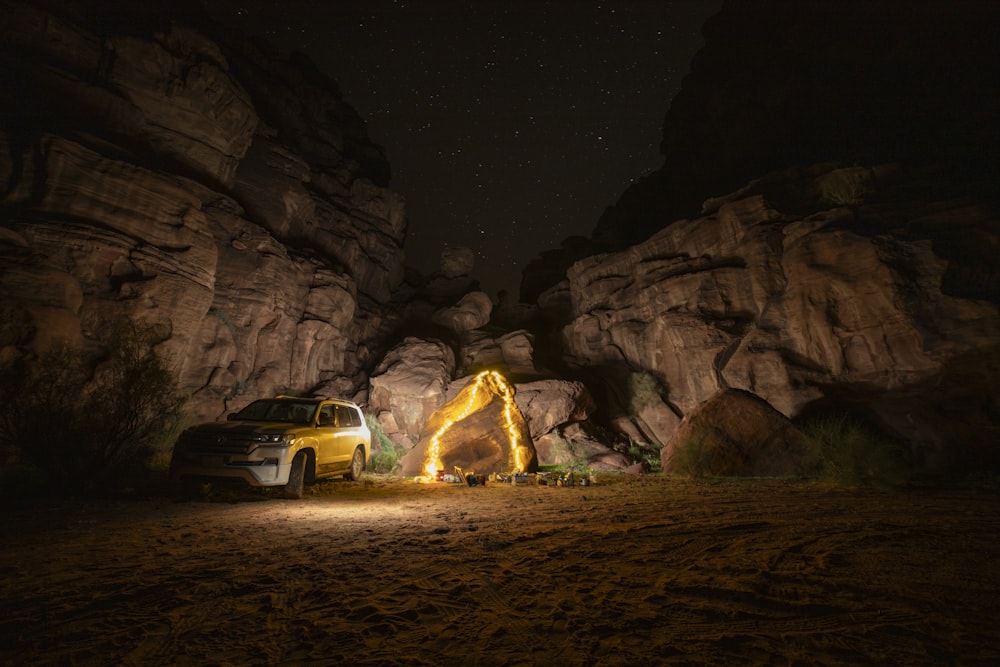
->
[331,404,357,469]
[315,404,339,469]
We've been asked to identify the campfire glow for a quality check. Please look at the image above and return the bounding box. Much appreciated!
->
[423,370,529,478]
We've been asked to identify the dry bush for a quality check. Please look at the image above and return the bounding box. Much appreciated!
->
[802,415,909,487]
[0,320,185,493]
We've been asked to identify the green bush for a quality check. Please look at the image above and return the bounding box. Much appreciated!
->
[0,320,185,493]
[627,440,661,469]
[627,371,666,418]
[801,415,908,487]
[365,414,404,474]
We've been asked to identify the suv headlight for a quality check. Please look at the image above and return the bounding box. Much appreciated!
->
[252,433,292,445]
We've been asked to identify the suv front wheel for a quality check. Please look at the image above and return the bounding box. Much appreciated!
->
[285,450,308,499]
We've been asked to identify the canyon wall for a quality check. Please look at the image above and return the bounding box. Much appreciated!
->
[0,0,405,421]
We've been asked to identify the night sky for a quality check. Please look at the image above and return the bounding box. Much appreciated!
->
[202,0,723,298]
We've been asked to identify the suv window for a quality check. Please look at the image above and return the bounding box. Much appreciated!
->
[335,404,361,427]
[318,405,335,426]
[235,399,318,423]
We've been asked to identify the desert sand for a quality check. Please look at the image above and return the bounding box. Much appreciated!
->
[2,474,999,666]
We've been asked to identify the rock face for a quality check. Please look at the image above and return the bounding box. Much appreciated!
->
[559,164,1000,471]
[513,379,595,440]
[399,371,537,478]
[0,1,405,420]
[458,330,538,378]
[519,0,1000,475]
[368,337,456,446]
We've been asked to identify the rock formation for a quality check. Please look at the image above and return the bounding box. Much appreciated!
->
[458,330,538,378]
[431,291,493,333]
[0,0,404,421]
[399,370,537,478]
[3,0,998,479]
[598,0,1000,253]
[516,0,1000,475]
[558,163,1000,471]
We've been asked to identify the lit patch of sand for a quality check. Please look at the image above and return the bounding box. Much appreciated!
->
[2,476,999,665]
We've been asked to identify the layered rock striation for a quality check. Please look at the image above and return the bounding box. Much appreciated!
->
[0,0,404,420]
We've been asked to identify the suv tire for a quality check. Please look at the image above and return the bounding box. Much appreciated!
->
[285,451,307,499]
[345,446,365,481]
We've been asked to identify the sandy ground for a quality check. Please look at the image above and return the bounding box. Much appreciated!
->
[1,475,999,666]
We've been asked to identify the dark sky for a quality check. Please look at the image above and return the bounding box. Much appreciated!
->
[202,0,723,298]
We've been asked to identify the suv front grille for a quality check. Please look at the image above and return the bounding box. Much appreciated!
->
[186,432,255,455]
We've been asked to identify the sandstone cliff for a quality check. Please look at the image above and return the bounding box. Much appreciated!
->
[557,163,1000,471]
[518,0,1000,474]
[0,0,404,420]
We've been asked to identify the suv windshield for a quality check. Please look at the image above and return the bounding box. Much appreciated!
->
[234,399,318,424]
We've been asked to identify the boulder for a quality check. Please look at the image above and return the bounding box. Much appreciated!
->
[431,291,493,332]
[513,379,595,440]
[662,389,812,477]
[440,246,475,278]
[368,337,456,443]
[533,423,630,471]
[400,370,537,477]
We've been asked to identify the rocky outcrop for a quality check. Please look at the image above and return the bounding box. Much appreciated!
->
[533,423,631,472]
[513,379,595,440]
[439,246,476,279]
[368,333,636,470]
[513,378,631,470]
[0,0,404,421]
[559,163,1000,471]
[458,330,538,378]
[519,0,1000,474]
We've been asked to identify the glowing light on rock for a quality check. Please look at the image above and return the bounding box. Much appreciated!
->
[422,370,529,478]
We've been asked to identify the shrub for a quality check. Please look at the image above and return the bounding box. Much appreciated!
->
[818,166,875,207]
[0,320,185,493]
[627,440,661,469]
[801,415,908,487]
[627,371,666,418]
[365,414,404,474]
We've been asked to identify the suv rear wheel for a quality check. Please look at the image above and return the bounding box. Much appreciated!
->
[345,446,365,481]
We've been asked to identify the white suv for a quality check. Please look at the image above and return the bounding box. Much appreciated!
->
[170,396,371,498]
